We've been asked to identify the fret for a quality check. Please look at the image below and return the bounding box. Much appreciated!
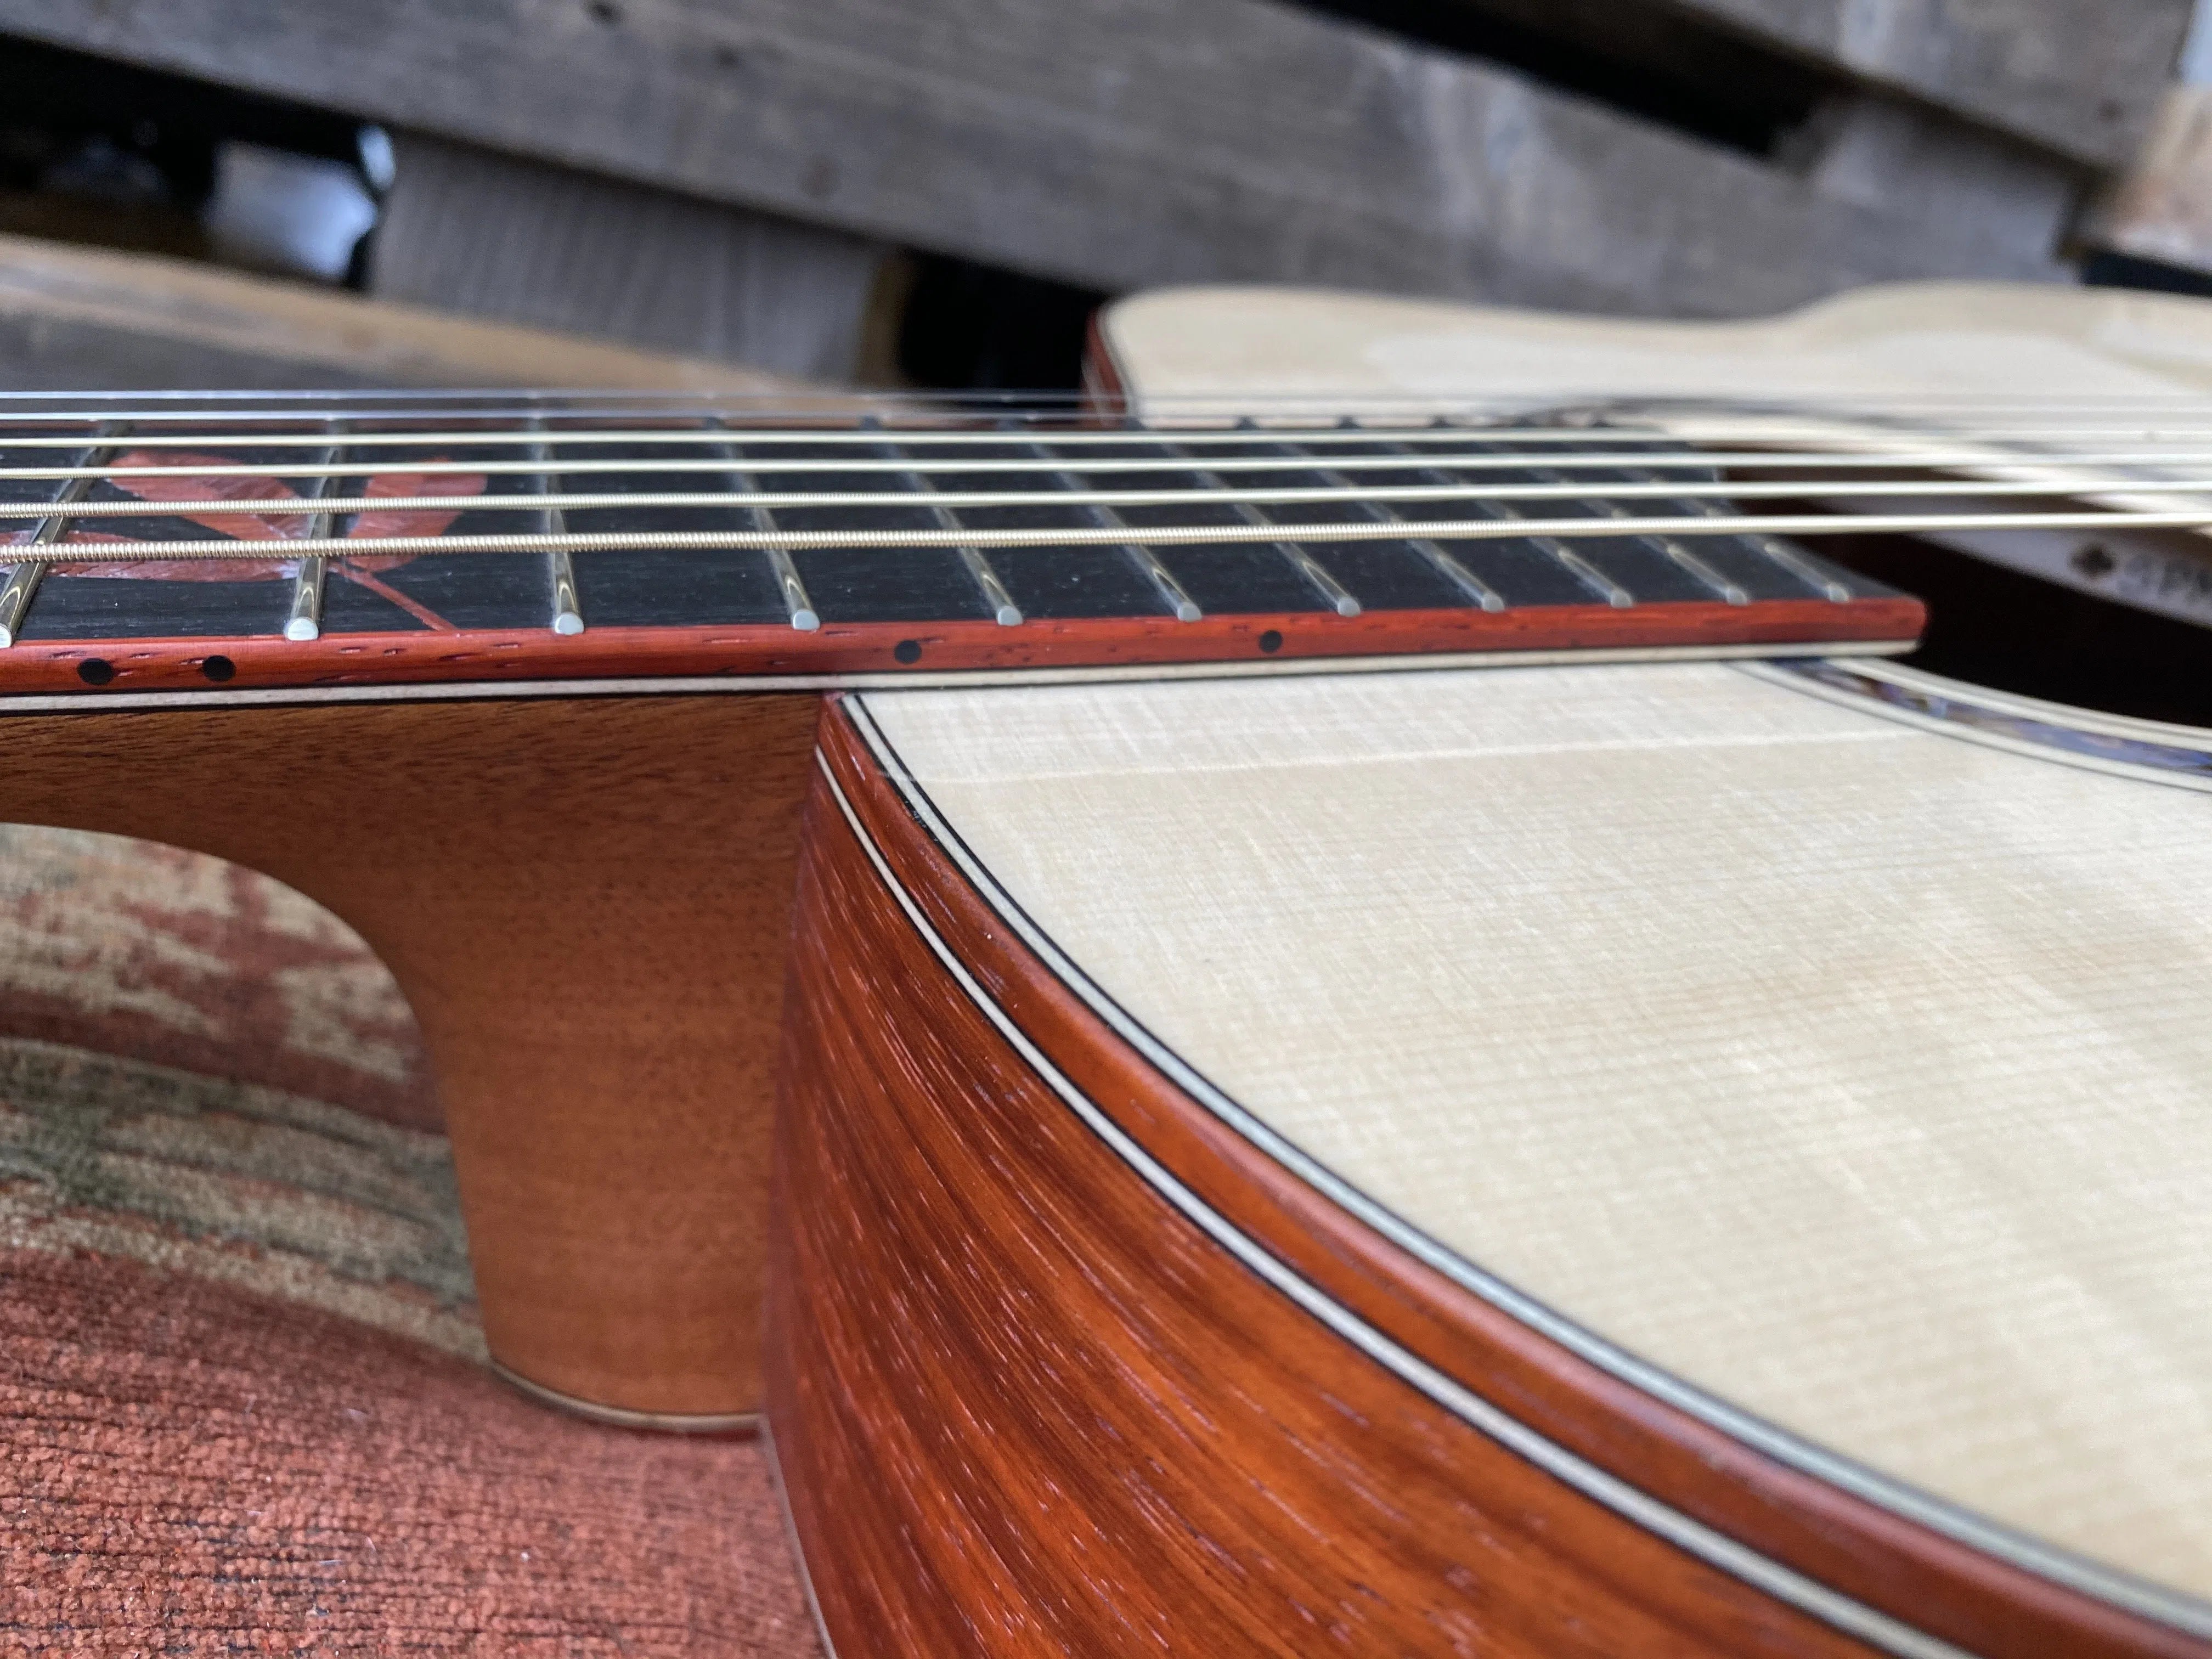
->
[0,422,123,648]
[525,426,589,637]
[1606,467,1750,605]
[1156,443,1361,618]
[281,434,346,641]
[958,545,1024,627]
[880,445,1022,627]
[0,560,41,649]
[549,549,585,636]
[1751,534,1853,602]
[1026,444,1201,622]
[1461,473,1635,609]
[1288,444,1506,614]
[286,558,328,641]
[1621,464,1855,603]
[707,422,819,631]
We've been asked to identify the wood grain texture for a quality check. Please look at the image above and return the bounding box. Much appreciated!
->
[763,695,2210,1657]
[0,0,2068,319]
[1655,0,2189,168]
[767,702,1885,1657]
[0,597,1923,699]
[373,132,887,383]
[0,229,802,393]
[0,692,821,1416]
[2085,85,2212,277]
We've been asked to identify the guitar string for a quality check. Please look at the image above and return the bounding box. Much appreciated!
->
[8,473,2212,526]
[13,391,2212,417]
[0,506,2201,563]
[16,417,2212,451]
[13,443,2212,483]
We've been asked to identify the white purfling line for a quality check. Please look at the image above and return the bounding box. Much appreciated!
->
[840,691,2212,1643]
[814,737,1967,1659]
[1742,662,2212,796]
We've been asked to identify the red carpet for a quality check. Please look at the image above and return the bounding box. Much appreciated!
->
[0,825,819,1655]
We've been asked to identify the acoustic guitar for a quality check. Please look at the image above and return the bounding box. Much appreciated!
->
[0,278,2205,1657]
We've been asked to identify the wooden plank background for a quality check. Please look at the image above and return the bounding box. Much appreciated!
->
[370,133,888,382]
[1660,0,2191,170]
[0,0,2079,321]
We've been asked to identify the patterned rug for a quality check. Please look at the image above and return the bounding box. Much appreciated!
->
[0,824,819,1655]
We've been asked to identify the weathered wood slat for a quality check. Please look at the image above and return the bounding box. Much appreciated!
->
[373,133,889,382]
[0,0,2067,319]
[1654,0,2191,170]
[2084,85,2212,278]
[0,228,799,390]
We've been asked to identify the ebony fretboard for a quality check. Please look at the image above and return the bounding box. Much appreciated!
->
[0,394,1919,697]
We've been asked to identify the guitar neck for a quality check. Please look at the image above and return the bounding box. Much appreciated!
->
[0,392,1921,702]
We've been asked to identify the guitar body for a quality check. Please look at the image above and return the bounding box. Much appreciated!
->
[0,278,2205,1652]
[760,284,2212,1656]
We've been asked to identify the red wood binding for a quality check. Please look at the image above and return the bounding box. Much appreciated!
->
[764,696,2207,1659]
[0,595,1920,695]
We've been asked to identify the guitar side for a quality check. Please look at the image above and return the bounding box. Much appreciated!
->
[760,693,2205,1659]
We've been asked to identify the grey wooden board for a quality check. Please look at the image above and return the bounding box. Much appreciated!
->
[1787,92,2076,259]
[1652,0,2191,170]
[372,133,887,382]
[2084,86,2212,276]
[0,228,805,391]
[0,0,2071,321]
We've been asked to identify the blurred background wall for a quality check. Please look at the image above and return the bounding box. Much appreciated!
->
[0,0,2208,390]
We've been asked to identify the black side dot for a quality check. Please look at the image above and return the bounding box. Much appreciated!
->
[1257,629,1284,654]
[201,655,236,683]
[2072,543,2115,578]
[894,639,922,665]
[77,659,115,686]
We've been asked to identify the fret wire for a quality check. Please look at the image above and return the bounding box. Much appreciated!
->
[286,556,328,640]
[1599,455,1853,602]
[30,469,2212,526]
[879,442,1022,626]
[1460,449,1634,607]
[283,431,345,640]
[0,421,124,647]
[1027,441,1200,622]
[33,443,2212,485]
[1750,533,1852,602]
[1158,441,1360,617]
[527,423,588,636]
[550,549,584,635]
[711,420,819,631]
[1288,442,1505,613]
[14,505,2212,562]
[1578,466,1748,606]
[1627,463,1855,605]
